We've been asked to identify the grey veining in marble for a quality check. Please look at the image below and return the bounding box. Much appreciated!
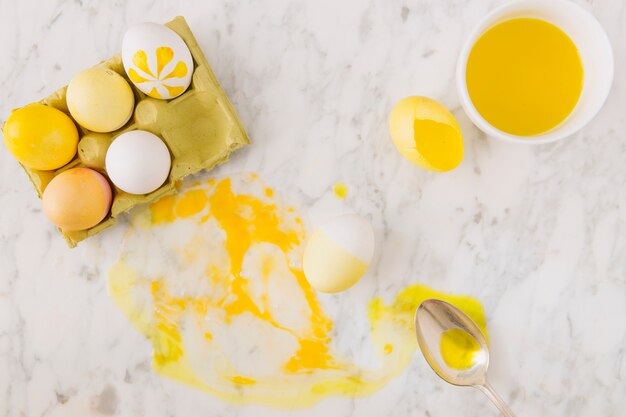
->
[1,0,625,416]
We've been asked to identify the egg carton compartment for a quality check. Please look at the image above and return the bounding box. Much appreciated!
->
[18,16,250,247]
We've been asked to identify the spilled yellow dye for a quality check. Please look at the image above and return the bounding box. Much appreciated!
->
[175,189,208,218]
[231,376,256,385]
[440,329,480,370]
[108,174,487,408]
[333,182,348,199]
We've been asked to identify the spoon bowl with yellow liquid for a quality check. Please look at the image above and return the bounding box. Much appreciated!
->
[414,299,516,417]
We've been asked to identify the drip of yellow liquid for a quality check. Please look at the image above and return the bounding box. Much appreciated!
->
[440,328,481,370]
[466,18,583,136]
[333,182,348,199]
[108,174,488,408]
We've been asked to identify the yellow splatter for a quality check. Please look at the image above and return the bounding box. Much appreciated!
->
[149,195,176,224]
[440,329,480,370]
[231,376,256,385]
[175,189,208,218]
[367,284,487,335]
[333,182,348,199]
[108,174,486,408]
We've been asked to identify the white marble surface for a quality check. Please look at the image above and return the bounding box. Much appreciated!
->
[1,0,626,416]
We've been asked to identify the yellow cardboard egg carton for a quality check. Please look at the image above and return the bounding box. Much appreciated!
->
[16,16,250,247]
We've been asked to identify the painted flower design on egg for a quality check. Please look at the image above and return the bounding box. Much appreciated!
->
[128,47,189,99]
[122,23,194,100]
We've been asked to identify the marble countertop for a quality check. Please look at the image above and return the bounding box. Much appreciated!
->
[1,0,625,416]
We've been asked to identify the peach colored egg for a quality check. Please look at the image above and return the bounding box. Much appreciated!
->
[42,168,112,231]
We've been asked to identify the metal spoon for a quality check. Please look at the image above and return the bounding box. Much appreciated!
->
[414,299,516,417]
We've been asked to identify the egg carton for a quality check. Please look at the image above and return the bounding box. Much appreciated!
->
[16,16,250,247]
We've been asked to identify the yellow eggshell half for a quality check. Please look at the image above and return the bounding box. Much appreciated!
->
[2,103,78,170]
[303,229,369,293]
[66,68,135,132]
[389,96,464,172]
[42,168,112,231]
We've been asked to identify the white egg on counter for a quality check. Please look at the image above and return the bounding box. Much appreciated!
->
[303,213,375,293]
[105,130,171,195]
[121,22,193,100]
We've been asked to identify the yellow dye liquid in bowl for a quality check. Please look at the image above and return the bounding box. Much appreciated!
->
[466,18,584,136]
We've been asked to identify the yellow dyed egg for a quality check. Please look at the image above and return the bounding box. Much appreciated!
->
[121,22,193,99]
[2,104,78,170]
[303,213,375,293]
[389,96,464,172]
[42,167,112,231]
[66,67,135,132]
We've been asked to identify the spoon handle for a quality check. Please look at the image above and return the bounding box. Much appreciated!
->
[476,382,517,417]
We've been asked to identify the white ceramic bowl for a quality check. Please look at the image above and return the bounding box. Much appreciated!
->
[456,0,614,144]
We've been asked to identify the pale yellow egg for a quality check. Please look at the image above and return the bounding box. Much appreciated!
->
[66,67,135,132]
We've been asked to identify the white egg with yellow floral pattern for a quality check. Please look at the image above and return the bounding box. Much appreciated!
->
[121,22,193,100]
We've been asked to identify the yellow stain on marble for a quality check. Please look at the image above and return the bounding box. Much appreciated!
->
[231,375,257,385]
[175,189,208,218]
[108,174,487,408]
[333,182,348,199]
